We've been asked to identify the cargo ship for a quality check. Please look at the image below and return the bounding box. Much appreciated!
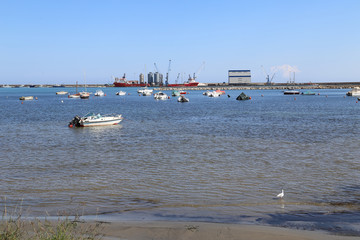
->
[113,74,149,87]
[167,74,199,87]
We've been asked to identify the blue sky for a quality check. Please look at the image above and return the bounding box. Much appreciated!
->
[1,0,359,84]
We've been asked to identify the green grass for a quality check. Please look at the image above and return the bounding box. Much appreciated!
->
[0,201,102,240]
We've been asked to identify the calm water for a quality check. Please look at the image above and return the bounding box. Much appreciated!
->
[1,87,360,234]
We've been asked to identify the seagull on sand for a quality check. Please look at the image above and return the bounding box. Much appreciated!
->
[276,189,284,198]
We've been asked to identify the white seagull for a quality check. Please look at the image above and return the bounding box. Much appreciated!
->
[276,189,284,198]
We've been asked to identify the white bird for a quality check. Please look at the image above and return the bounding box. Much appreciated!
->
[276,189,284,198]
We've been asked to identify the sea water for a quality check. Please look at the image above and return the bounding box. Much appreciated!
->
[1,87,360,234]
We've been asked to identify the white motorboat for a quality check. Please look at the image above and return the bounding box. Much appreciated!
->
[19,96,34,100]
[208,91,220,97]
[154,92,169,100]
[177,95,189,102]
[116,91,126,96]
[68,113,123,127]
[142,89,153,96]
[56,91,68,95]
[94,89,105,96]
[346,87,360,96]
[138,87,152,94]
[284,90,300,95]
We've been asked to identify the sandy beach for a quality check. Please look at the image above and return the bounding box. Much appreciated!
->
[82,221,359,240]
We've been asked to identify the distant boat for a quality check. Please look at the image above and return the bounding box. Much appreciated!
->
[177,95,189,102]
[116,91,126,96]
[172,90,180,96]
[94,89,105,96]
[236,92,251,100]
[154,92,169,100]
[80,92,90,99]
[346,87,360,96]
[56,91,68,95]
[284,90,300,95]
[69,81,80,98]
[19,96,34,100]
[301,91,316,95]
[114,74,148,87]
[142,89,153,96]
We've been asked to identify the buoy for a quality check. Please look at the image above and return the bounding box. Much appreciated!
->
[61,100,64,103]
[249,97,252,99]
[21,101,24,104]
[69,124,73,128]
[261,94,264,97]
[357,101,358,103]
[35,97,38,100]
[168,96,170,99]
[294,97,296,100]
[105,94,106,96]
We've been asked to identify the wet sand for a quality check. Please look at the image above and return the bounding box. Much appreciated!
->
[88,221,359,240]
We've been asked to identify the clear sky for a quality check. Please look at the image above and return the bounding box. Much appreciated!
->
[1,0,359,84]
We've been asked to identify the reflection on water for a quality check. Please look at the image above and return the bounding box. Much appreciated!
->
[1,87,360,234]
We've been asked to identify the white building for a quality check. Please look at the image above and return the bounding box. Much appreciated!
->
[228,70,251,84]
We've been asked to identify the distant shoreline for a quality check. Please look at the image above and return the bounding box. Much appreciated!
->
[1,82,360,90]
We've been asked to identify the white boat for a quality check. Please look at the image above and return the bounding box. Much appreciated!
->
[94,89,105,96]
[177,95,189,102]
[284,90,300,95]
[138,87,152,94]
[19,96,34,100]
[142,89,153,96]
[208,91,220,97]
[116,91,126,96]
[68,93,80,98]
[346,87,360,96]
[80,92,90,99]
[56,91,68,95]
[154,92,169,100]
[68,113,123,127]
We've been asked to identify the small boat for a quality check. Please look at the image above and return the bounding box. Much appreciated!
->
[177,95,189,102]
[215,89,225,95]
[154,92,169,100]
[80,92,90,99]
[346,87,360,96]
[172,90,180,96]
[19,96,34,100]
[142,89,153,96]
[68,93,80,98]
[68,113,123,127]
[203,91,210,96]
[301,91,316,95]
[137,87,152,94]
[116,91,126,96]
[236,92,251,100]
[284,90,300,95]
[208,91,220,97]
[56,91,68,95]
[94,89,105,96]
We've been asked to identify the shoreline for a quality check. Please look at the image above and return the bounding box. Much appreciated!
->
[77,220,360,240]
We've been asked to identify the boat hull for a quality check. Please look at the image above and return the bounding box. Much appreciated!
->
[167,82,199,87]
[80,117,123,127]
[114,82,149,87]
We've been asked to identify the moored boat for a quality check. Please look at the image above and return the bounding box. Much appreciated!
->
[236,92,251,100]
[154,92,169,100]
[19,96,34,100]
[172,90,180,96]
[284,90,300,95]
[56,91,68,95]
[68,93,80,98]
[80,92,90,99]
[116,91,126,96]
[346,87,360,96]
[94,89,105,96]
[68,113,123,127]
[301,91,316,95]
[177,95,189,102]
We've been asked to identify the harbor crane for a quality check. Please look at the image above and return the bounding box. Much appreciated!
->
[165,59,171,85]
[191,61,205,81]
[261,65,275,85]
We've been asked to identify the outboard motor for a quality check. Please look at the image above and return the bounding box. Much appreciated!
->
[68,115,81,128]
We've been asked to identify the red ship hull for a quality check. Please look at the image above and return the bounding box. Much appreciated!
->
[113,82,149,87]
[167,82,199,87]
